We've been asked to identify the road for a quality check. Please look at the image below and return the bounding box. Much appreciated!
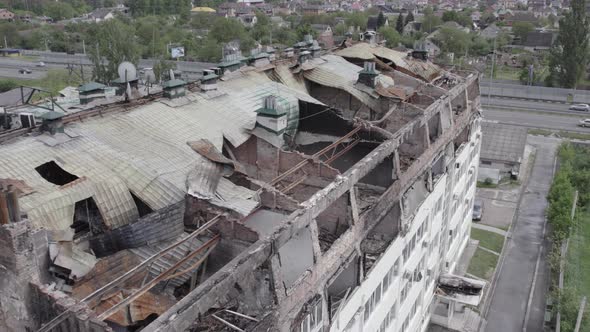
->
[485,135,557,332]
[483,108,588,132]
[483,97,573,113]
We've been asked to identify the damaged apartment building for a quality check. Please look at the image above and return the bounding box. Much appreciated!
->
[0,40,482,332]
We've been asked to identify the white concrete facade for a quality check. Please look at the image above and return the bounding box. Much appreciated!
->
[329,118,482,332]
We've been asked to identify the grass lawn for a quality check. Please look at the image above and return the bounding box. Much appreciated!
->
[565,210,590,304]
[470,228,505,253]
[477,181,498,189]
[0,69,83,99]
[528,128,590,141]
[467,248,499,280]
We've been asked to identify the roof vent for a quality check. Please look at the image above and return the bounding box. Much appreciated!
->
[162,79,186,99]
[357,61,380,88]
[255,95,287,135]
[39,111,65,135]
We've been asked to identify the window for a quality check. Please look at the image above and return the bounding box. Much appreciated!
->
[394,258,400,276]
[481,160,492,166]
[299,299,323,332]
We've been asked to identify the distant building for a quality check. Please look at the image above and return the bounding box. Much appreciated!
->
[237,0,265,6]
[0,9,14,21]
[87,6,128,22]
[301,4,326,15]
[523,30,556,51]
[238,13,257,27]
[403,21,423,35]
[480,24,502,39]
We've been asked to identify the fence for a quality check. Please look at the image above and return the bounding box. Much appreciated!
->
[480,83,590,104]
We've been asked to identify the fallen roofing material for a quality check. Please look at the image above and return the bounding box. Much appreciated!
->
[303,55,381,111]
[88,201,185,257]
[336,43,442,82]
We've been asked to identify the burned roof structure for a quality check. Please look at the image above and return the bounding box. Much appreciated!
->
[0,40,482,332]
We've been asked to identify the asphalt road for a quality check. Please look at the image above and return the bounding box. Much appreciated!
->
[483,107,589,132]
[485,135,557,332]
[483,97,574,113]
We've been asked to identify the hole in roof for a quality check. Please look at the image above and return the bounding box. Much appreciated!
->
[130,191,154,217]
[35,161,79,185]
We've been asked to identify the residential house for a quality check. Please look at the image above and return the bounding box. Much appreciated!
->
[237,0,265,6]
[366,15,389,31]
[0,9,14,21]
[480,23,502,39]
[404,21,423,35]
[523,30,556,51]
[503,10,537,26]
[301,4,326,15]
[87,6,128,23]
[471,11,481,23]
[238,13,257,27]
[311,25,335,49]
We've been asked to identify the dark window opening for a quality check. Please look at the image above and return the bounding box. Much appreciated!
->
[35,161,79,185]
[72,197,105,238]
[130,191,153,217]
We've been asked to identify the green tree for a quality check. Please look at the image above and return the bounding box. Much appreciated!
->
[421,9,442,33]
[345,12,368,30]
[436,26,472,55]
[296,23,316,41]
[405,11,414,24]
[548,0,589,88]
[442,11,459,23]
[210,17,248,43]
[395,14,405,33]
[378,26,400,48]
[334,23,348,36]
[512,22,534,43]
[44,2,76,21]
[471,36,491,56]
[377,11,386,29]
[87,19,141,83]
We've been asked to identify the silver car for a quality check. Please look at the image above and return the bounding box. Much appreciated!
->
[579,119,590,127]
[472,199,483,221]
[569,104,590,112]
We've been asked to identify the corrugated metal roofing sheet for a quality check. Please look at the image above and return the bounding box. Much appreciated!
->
[0,71,319,231]
[303,55,381,110]
[336,43,442,82]
[130,233,210,288]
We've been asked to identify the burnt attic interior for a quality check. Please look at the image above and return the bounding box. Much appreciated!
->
[0,40,481,332]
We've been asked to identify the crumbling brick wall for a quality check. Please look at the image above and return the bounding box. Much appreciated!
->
[0,219,49,331]
[30,283,112,332]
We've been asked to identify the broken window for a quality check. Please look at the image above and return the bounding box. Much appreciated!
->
[316,192,351,253]
[72,197,105,238]
[130,191,153,217]
[327,256,360,318]
[428,112,442,144]
[35,161,79,185]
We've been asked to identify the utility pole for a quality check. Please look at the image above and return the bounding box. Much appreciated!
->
[82,39,86,55]
[487,35,497,105]
[4,36,7,49]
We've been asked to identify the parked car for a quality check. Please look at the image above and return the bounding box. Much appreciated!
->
[569,104,590,112]
[18,68,32,74]
[579,119,590,127]
[472,199,484,221]
[36,61,45,67]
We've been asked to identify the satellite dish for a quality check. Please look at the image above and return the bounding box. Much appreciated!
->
[118,61,137,82]
[144,69,156,84]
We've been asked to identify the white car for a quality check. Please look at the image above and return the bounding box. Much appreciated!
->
[36,61,45,67]
[569,104,590,112]
[579,119,590,127]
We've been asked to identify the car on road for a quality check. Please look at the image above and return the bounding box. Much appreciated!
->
[18,68,32,74]
[472,199,484,221]
[569,104,590,112]
[36,61,45,67]
[579,119,590,127]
